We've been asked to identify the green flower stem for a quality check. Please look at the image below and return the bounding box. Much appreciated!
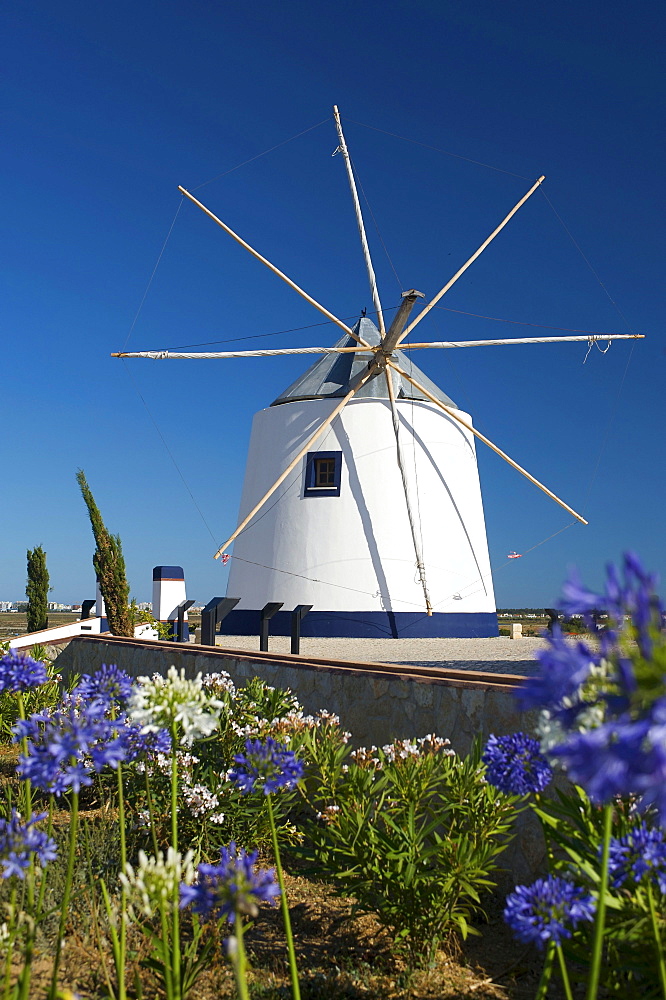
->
[535,940,555,1000]
[556,944,574,1000]
[48,787,79,1000]
[16,860,36,1000]
[232,908,250,1000]
[2,884,17,1000]
[534,793,555,868]
[585,802,612,1000]
[266,795,301,1000]
[37,795,55,915]
[144,770,160,856]
[170,726,181,1000]
[170,728,179,853]
[157,899,175,1000]
[16,692,32,817]
[116,760,127,1000]
[647,882,666,1000]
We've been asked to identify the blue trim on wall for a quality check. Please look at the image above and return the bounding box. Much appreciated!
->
[153,566,185,580]
[304,451,342,497]
[219,609,498,639]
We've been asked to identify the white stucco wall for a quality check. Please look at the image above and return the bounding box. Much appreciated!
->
[153,577,188,621]
[226,396,496,615]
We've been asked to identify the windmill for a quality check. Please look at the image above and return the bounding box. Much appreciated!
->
[114,107,643,639]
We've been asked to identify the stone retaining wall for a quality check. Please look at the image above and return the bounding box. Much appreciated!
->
[54,635,532,754]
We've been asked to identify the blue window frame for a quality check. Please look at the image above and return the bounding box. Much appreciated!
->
[304,451,342,497]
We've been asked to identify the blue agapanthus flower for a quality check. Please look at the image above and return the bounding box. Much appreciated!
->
[120,721,172,762]
[180,842,280,922]
[560,552,662,659]
[229,738,305,795]
[551,715,647,804]
[482,732,553,796]
[0,810,57,879]
[504,876,596,949]
[607,822,666,893]
[71,664,135,710]
[0,650,49,693]
[549,696,666,823]
[517,554,666,823]
[14,698,130,795]
[517,626,596,715]
[521,553,663,720]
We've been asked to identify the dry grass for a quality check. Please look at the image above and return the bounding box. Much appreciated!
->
[4,845,563,1000]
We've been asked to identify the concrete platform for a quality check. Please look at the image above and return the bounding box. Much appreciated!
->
[213,634,548,676]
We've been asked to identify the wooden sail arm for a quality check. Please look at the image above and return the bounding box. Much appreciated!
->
[212,362,379,560]
[333,105,386,337]
[396,333,645,350]
[178,186,372,349]
[396,176,546,345]
[111,346,375,360]
[388,359,589,525]
[111,333,643,361]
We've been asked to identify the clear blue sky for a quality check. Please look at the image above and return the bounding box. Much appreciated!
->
[2,0,663,608]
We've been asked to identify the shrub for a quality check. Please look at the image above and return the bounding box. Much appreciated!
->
[298,731,520,967]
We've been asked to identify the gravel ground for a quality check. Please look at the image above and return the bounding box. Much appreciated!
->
[213,634,550,677]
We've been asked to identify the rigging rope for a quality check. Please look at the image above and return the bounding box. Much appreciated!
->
[122,200,183,352]
[344,118,532,181]
[190,117,331,191]
[120,360,219,546]
[352,159,403,292]
[583,336,612,364]
[385,368,433,614]
[539,189,635,331]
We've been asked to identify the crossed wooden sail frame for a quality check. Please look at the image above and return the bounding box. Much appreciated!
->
[113,106,644,615]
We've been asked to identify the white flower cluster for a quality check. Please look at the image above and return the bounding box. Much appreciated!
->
[135,750,199,777]
[230,717,266,738]
[270,708,348,739]
[120,847,196,918]
[134,746,226,824]
[316,804,341,824]
[181,781,225,824]
[350,735,455,768]
[135,809,151,829]
[201,671,236,697]
[415,734,455,755]
[382,739,419,762]
[228,704,351,744]
[129,666,224,745]
[350,745,380,767]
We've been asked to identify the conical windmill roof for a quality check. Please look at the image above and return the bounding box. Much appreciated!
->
[270,316,458,408]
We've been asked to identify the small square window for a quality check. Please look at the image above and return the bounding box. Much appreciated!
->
[315,458,336,487]
[304,451,342,497]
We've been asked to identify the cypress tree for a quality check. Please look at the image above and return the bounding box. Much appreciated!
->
[26,545,49,632]
[76,469,133,637]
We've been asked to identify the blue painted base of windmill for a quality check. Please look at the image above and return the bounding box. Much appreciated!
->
[219,609,499,639]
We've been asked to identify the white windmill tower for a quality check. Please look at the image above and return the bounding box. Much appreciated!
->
[115,107,643,639]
